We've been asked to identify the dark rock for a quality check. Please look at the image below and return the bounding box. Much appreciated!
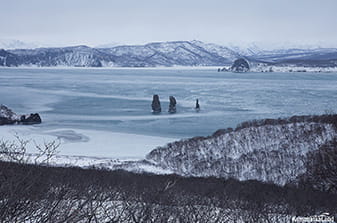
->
[231,58,250,72]
[0,104,41,125]
[20,113,42,125]
[151,95,161,114]
[220,67,229,72]
[0,117,16,125]
[168,96,177,113]
[195,99,200,111]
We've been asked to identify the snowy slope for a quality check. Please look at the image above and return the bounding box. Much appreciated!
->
[8,46,114,67]
[144,115,337,185]
[99,41,232,66]
[1,41,234,67]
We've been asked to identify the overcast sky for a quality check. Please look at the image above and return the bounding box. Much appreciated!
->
[1,0,337,48]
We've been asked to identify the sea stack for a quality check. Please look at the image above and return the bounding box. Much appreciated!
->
[151,95,161,114]
[195,99,200,111]
[168,96,177,114]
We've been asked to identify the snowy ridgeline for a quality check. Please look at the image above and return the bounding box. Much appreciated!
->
[0,41,234,67]
[1,40,337,69]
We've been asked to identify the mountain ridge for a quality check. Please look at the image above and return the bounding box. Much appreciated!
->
[1,40,337,68]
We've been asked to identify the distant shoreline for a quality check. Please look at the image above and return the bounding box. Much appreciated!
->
[0,66,221,70]
[1,65,337,73]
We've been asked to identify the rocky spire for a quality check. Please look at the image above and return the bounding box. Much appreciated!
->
[151,95,161,114]
[168,96,177,113]
[195,99,200,111]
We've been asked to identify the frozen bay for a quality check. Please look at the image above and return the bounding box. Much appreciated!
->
[1,68,337,158]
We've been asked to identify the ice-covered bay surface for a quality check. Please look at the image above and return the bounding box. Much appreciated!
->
[1,67,337,163]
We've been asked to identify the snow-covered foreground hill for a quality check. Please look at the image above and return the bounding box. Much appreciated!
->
[107,114,337,186]
[147,121,335,185]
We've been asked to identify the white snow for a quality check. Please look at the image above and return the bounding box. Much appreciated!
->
[0,125,175,158]
[0,104,19,120]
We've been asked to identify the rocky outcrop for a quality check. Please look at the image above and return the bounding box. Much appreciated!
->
[20,113,42,125]
[0,105,41,125]
[168,96,176,113]
[146,114,337,186]
[151,95,161,114]
[230,58,250,72]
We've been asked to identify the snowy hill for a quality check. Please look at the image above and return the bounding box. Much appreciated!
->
[8,45,113,67]
[0,40,337,68]
[142,115,337,186]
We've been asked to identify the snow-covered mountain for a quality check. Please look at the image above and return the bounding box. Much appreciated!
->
[0,40,337,68]
[6,45,113,67]
[0,39,39,50]
[99,41,234,67]
[0,41,235,67]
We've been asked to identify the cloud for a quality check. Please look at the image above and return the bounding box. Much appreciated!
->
[1,0,336,47]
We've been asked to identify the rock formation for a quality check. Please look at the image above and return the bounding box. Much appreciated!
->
[230,58,250,72]
[195,99,200,111]
[20,113,42,125]
[168,96,177,113]
[0,104,42,125]
[151,95,161,114]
